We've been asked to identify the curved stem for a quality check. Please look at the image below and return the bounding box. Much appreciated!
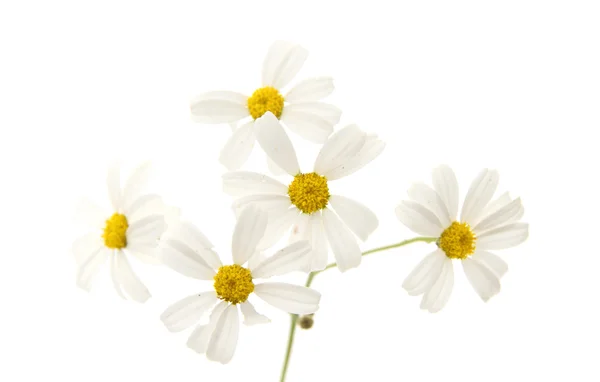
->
[305,236,437,288]
[279,236,437,381]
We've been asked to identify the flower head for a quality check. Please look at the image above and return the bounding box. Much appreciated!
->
[160,206,321,364]
[72,162,174,302]
[395,165,529,312]
[222,112,385,272]
[190,41,341,172]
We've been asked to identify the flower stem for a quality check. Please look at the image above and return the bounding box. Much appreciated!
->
[280,314,298,382]
[278,236,437,382]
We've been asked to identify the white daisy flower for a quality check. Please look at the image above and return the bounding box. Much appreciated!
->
[395,165,529,313]
[72,161,170,303]
[190,40,341,172]
[222,112,385,272]
[160,206,320,364]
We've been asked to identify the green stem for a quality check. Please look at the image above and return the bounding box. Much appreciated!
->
[279,236,437,381]
[279,314,298,382]
[305,236,437,288]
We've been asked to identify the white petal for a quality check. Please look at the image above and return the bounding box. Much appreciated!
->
[477,223,529,250]
[222,171,287,197]
[284,77,334,102]
[430,262,454,313]
[254,282,320,314]
[407,182,452,228]
[207,304,240,364]
[110,251,126,299]
[472,250,508,278]
[288,214,309,244]
[251,240,311,278]
[420,257,448,308]
[121,161,153,213]
[402,249,446,295]
[421,258,454,313]
[240,301,271,325]
[302,213,329,271]
[161,292,218,332]
[324,135,385,180]
[76,247,109,292]
[130,248,161,265]
[460,169,499,223]
[112,251,151,303]
[473,198,523,234]
[73,198,108,229]
[309,214,328,271]
[431,165,459,220]
[232,194,291,219]
[262,41,308,89]
[322,209,361,272]
[257,207,299,251]
[72,233,103,265]
[314,124,366,176]
[187,301,228,354]
[161,239,216,280]
[479,192,511,218]
[164,220,214,250]
[125,194,164,223]
[285,103,340,126]
[107,162,122,212]
[219,121,255,171]
[232,205,268,265]
[280,102,340,143]
[161,221,222,270]
[127,215,166,243]
[247,251,266,271]
[395,200,444,237]
[329,195,378,241]
[125,243,160,265]
[254,112,300,175]
[286,213,328,272]
[462,258,501,302]
[266,155,286,176]
[190,91,248,124]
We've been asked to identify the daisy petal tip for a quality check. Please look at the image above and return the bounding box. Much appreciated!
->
[136,291,151,304]
[336,260,361,273]
[482,288,501,303]
[243,317,271,326]
[427,306,444,314]
[186,342,202,354]
[75,280,92,293]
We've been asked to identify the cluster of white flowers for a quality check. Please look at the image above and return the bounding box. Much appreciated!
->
[72,41,529,373]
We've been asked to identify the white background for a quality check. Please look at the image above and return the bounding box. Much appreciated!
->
[1,1,599,381]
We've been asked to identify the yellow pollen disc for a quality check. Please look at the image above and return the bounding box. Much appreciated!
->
[439,221,477,259]
[213,264,254,304]
[247,86,284,119]
[102,213,129,249]
[288,172,330,214]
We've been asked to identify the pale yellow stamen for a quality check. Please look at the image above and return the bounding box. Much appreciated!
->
[439,221,476,259]
[102,213,129,249]
[247,86,284,119]
[213,264,254,304]
[288,172,330,214]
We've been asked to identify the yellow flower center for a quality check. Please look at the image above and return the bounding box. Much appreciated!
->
[213,264,255,304]
[439,221,476,259]
[102,213,129,249]
[247,86,284,119]
[288,172,330,214]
